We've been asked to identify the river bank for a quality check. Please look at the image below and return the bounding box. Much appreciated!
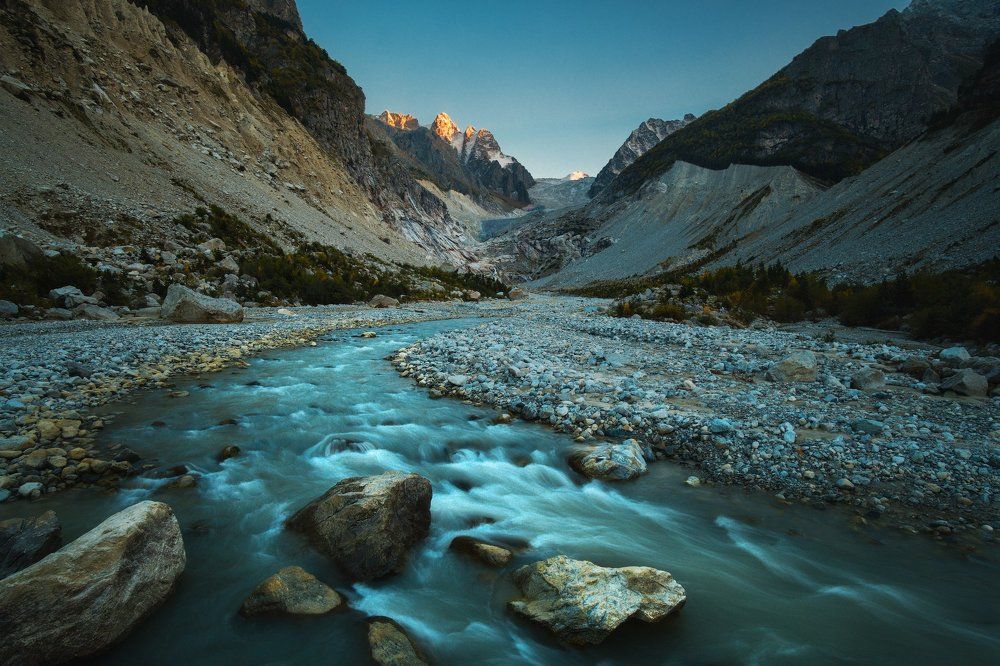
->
[392,297,999,541]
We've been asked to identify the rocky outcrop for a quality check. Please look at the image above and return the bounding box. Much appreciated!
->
[379,110,419,131]
[0,501,185,664]
[287,471,432,580]
[589,116,695,198]
[368,294,401,308]
[240,566,343,616]
[568,439,648,481]
[160,284,244,323]
[0,233,42,269]
[0,511,61,579]
[367,617,428,666]
[508,555,686,645]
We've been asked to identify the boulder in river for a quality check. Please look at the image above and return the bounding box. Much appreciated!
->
[0,510,62,578]
[367,617,429,666]
[449,535,512,568]
[240,566,343,616]
[568,439,647,481]
[287,471,432,580]
[767,350,818,382]
[160,283,244,323]
[508,555,686,645]
[0,501,186,663]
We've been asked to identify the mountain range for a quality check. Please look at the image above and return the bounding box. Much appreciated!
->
[0,0,996,294]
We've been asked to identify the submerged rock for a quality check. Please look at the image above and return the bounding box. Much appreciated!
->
[287,471,432,580]
[0,501,185,663]
[160,283,244,323]
[767,350,817,382]
[240,566,343,616]
[449,535,512,568]
[0,511,62,579]
[508,555,686,645]
[367,617,428,666]
[568,439,647,481]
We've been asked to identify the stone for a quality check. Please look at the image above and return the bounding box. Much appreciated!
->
[367,617,428,666]
[939,347,970,365]
[160,284,244,323]
[853,419,886,435]
[568,439,647,481]
[17,482,43,498]
[287,471,432,580]
[218,255,240,273]
[0,501,185,664]
[0,233,43,269]
[0,299,18,317]
[217,445,241,462]
[464,290,481,301]
[36,419,60,442]
[850,368,885,391]
[940,368,988,397]
[73,303,120,321]
[767,350,818,382]
[240,566,343,616]
[48,286,97,308]
[447,374,469,387]
[66,361,94,378]
[0,511,62,578]
[449,535,512,567]
[369,294,400,309]
[44,307,73,320]
[508,287,529,300]
[508,555,686,645]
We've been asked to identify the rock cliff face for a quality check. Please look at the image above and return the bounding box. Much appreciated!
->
[136,0,455,240]
[376,111,536,205]
[607,0,1000,199]
[589,116,694,198]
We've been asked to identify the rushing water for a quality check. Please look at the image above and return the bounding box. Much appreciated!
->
[2,318,998,664]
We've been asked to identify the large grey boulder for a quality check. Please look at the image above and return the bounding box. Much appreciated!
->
[0,233,42,269]
[0,511,61,579]
[48,286,98,309]
[568,439,647,481]
[939,346,971,366]
[160,283,244,323]
[767,350,818,382]
[73,303,119,321]
[240,566,343,616]
[0,300,18,317]
[941,368,988,397]
[508,555,686,645]
[287,471,431,581]
[0,501,185,663]
[369,294,400,308]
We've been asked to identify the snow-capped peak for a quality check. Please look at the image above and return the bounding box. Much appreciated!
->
[564,171,590,181]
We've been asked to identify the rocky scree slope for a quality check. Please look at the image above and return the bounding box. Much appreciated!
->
[0,0,478,267]
[589,116,695,198]
[528,173,595,212]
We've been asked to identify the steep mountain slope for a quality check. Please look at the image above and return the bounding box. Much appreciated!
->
[606,0,999,199]
[709,40,1000,281]
[589,116,694,198]
[0,0,477,266]
[528,173,595,211]
[490,163,822,287]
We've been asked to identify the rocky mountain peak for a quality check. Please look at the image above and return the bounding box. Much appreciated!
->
[431,113,461,142]
[565,172,590,181]
[589,115,696,197]
[378,110,419,131]
[244,0,303,30]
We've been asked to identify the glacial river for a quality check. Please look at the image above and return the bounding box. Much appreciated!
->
[2,318,998,664]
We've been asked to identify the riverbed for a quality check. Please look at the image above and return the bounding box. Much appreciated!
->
[2,318,998,664]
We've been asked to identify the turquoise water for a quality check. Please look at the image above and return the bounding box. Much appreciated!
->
[2,318,998,664]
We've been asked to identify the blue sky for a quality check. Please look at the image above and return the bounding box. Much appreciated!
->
[297,0,909,178]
